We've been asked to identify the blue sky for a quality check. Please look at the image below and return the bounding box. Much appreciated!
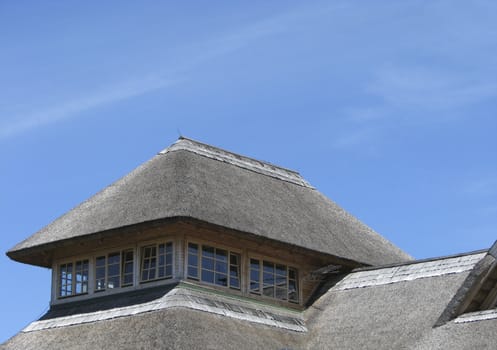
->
[1,0,496,343]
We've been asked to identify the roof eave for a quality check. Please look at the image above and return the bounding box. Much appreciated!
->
[7,216,370,269]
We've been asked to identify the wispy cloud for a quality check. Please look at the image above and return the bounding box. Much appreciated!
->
[366,66,497,110]
[1,4,323,141]
[333,63,497,153]
[0,76,178,140]
[464,177,497,197]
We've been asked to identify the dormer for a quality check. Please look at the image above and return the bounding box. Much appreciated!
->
[7,137,411,309]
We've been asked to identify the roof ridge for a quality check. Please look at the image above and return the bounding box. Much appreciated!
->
[353,249,490,273]
[160,137,314,188]
[331,252,487,291]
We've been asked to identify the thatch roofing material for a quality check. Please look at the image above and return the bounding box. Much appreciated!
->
[3,307,303,350]
[305,251,497,349]
[24,282,305,333]
[4,252,497,349]
[414,314,497,350]
[454,309,497,323]
[8,137,410,266]
[333,252,486,291]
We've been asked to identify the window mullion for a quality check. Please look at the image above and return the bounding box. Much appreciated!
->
[72,263,76,296]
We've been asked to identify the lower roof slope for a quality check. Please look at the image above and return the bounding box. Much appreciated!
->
[305,251,497,349]
[8,137,410,266]
[3,283,304,350]
[4,250,496,350]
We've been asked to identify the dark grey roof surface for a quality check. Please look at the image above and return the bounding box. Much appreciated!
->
[8,137,410,266]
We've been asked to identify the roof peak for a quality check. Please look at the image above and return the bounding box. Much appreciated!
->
[160,137,313,188]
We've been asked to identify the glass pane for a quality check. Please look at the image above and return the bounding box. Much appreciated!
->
[230,254,239,265]
[166,253,172,265]
[108,264,119,276]
[202,245,215,258]
[250,282,260,292]
[201,269,214,283]
[289,280,298,301]
[275,264,287,277]
[165,265,172,277]
[123,274,133,285]
[215,273,227,286]
[263,261,274,274]
[188,253,198,266]
[158,266,164,278]
[263,285,274,297]
[188,243,198,254]
[124,251,133,261]
[230,278,240,289]
[149,257,156,269]
[143,247,151,258]
[124,263,133,274]
[230,265,239,278]
[108,252,120,264]
[158,244,165,255]
[108,276,120,289]
[215,261,227,273]
[276,287,287,300]
[215,248,227,261]
[275,276,286,286]
[188,266,198,278]
[202,257,214,270]
[159,255,165,266]
[250,259,259,269]
[96,257,105,267]
[289,268,296,280]
[166,242,173,253]
[250,269,259,282]
[263,272,274,286]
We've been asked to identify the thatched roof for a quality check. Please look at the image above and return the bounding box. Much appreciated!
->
[3,282,305,350]
[7,137,410,267]
[305,250,497,349]
[4,249,497,349]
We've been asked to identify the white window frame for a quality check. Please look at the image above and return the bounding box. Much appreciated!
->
[139,241,174,283]
[57,259,89,298]
[248,257,299,303]
[95,248,135,292]
[186,241,241,291]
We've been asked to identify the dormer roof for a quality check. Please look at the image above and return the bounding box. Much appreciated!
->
[7,137,411,267]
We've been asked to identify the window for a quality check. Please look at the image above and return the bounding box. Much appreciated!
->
[141,242,173,282]
[95,249,134,291]
[249,258,298,303]
[58,259,89,297]
[187,242,240,290]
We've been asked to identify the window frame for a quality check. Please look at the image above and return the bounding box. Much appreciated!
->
[94,248,135,292]
[186,240,242,291]
[139,241,174,283]
[248,256,299,303]
[57,259,89,298]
